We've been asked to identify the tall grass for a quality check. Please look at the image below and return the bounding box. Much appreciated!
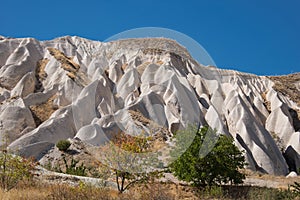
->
[0,180,299,200]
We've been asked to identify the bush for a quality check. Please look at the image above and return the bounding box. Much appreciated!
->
[100,133,163,193]
[0,150,35,191]
[63,157,87,176]
[169,125,246,186]
[56,140,71,152]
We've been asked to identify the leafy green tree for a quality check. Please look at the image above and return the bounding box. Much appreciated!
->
[169,125,246,186]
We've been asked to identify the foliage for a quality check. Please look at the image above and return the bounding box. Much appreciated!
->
[169,125,246,186]
[0,150,35,191]
[47,156,87,176]
[63,157,87,176]
[100,133,163,193]
[56,140,71,152]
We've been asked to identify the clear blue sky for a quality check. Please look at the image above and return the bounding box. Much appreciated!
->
[1,0,299,75]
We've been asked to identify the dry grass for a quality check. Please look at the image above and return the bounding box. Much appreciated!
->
[36,59,49,81]
[0,181,174,200]
[0,181,193,200]
[142,48,165,55]
[35,58,49,92]
[47,48,80,72]
[269,73,300,129]
[261,91,271,113]
[109,38,192,61]
[269,73,300,107]
[0,182,112,200]
[156,60,164,65]
[0,187,48,200]
[1,180,299,200]
[121,63,128,71]
[29,95,58,126]
[243,169,300,190]
[67,71,77,80]
[47,48,90,87]
[128,110,171,140]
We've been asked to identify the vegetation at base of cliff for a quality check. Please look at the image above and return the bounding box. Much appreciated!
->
[169,125,246,186]
[1,180,300,200]
[99,133,163,193]
[0,150,35,191]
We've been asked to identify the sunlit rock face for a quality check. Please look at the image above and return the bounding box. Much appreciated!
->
[0,36,299,175]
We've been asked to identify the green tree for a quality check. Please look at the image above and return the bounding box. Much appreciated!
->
[169,125,246,186]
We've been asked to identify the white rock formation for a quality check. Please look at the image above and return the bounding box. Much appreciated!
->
[0,36,298,175]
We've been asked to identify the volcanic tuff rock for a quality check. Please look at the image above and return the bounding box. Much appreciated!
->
[0,35,299,175]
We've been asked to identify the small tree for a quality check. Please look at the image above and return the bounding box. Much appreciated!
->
[100,133,162,193]
[0,150,35,191]
[56,140,71,152]
[169,126,246,186]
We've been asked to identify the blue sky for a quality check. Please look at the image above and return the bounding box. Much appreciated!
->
[1,0,299,75]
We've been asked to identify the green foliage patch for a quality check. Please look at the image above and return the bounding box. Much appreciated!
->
[170,125,246,186]
[56,140,71,152]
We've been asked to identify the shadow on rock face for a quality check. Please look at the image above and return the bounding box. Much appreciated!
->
[289,108,300,132]
[283,145,300,173]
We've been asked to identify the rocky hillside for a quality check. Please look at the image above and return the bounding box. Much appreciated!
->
[0,36,299,176]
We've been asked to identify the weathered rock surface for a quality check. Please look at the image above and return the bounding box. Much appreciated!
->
[0,36,298,175]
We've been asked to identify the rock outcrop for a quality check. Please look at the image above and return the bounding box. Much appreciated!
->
[0,36,298,175]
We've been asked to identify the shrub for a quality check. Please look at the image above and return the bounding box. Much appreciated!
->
[169,125,246,186]
[63,157,87,176]
[56,140,71,152]
[0,150,35,191]
[100,133,163,193]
